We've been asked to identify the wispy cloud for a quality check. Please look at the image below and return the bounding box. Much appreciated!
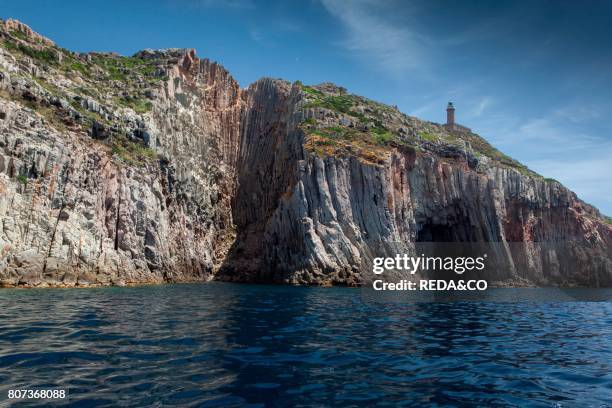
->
[320,0,430,76]
[248,27,266,45]
[497,105,605,152]
[247,18,302,47]
[406,81,489,121]
[476,104,612,214]
[319,0,612,213]
[552,104,602,123]
[530,155,612,214]
[470,97,492,118]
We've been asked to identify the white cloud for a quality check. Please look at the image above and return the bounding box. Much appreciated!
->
[470,97,492,118]
[499,107,605,153]
[530,156,612,215]
[478,106,612,214]
[248,18,301,47]
[552,104,602,123]
[406,82,486,120]
[249,27,265,45]
[320,0,429,76]
[318,1,612,213]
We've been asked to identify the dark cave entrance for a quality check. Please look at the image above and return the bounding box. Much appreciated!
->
[415,217,488,282]
[415,212,483,243]
[416,222,461,242]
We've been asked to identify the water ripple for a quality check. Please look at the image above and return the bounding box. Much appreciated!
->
[0,284,610,407]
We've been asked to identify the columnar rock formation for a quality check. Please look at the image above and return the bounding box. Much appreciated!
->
[0,19,610,287]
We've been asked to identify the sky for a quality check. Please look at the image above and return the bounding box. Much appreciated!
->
[2,0,611,214]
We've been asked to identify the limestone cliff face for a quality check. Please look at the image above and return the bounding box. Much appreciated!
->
[241,150,612,286]
[0,23,241,286]
[0,19,610,287]
[220,82,612,287]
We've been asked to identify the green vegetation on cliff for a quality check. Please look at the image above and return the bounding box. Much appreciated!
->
[296,81,538,176]
[111,136,157,166]
[91,54,159,82]
[300,124,401,165]
[0,27,161,168]
[16,174,28,185]
[0,23,542,179]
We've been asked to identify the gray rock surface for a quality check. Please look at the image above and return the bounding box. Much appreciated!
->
[0,19,610,287]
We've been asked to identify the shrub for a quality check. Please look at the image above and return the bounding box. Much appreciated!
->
[304,94,356,114]
[16,174,28,185]
[118,96,153,113]
[92,54,158,81]
[373,130,394,145]
[9,30,28,41]
[66,61,91,77]
[9,42,57,65]
[419,132,438,142]
[111,137,157,166]
[301,85,323,96]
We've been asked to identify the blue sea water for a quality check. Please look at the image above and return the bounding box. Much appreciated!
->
[0,283,610,407]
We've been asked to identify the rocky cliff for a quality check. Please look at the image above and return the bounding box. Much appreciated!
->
[1,19,610,287]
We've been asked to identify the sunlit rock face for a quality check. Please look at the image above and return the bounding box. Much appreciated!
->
[0,20,610,287]
[221,81,612,287]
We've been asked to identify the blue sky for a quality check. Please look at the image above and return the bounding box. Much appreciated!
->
[2,0,611,214]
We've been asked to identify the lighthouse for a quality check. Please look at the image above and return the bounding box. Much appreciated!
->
[446,102,455,130]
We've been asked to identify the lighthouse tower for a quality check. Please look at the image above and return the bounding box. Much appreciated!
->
[446,102,455,130]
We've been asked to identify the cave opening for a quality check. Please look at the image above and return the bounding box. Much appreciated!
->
[415,217,488,283]
[416,222,459,243]
[416,218,478,243]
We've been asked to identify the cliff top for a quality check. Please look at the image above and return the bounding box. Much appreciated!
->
[0,18,55,46]
[0,19,579,193]
[295,82,537,178]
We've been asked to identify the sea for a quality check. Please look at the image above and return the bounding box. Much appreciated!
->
[0,283,610,407]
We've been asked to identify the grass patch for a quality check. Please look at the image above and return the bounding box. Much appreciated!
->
[544,177,560,184]
[419,132,438,142]
[312,137,337,147]
[309,126,351,141]
[305,94,354,113]
[301,85,323,96]
[16,174,28,185]
[369,125,394,145]
[9,30,28,41]
[75,86,97,98]
[488,150,532,175]
[303,93,371,124]
[118,96,153,113]
[111,137,157,166]
[373,130,394,145]
[32,77,62,98]
[301,124,392,164]
[5,41,57,65]
[65,60,92,77]
[91,54,158,82]
[458,131,536,176]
